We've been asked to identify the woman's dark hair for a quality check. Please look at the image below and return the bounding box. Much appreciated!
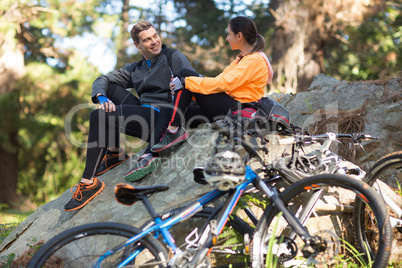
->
[229,16,265,53]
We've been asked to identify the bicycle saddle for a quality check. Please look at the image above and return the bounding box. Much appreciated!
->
[210,119,233,137]
[115,183,169,206]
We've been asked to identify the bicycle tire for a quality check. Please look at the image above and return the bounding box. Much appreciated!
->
[354,151,402,262]
[28,222,169,268]
[252,174,392,268]
[146,206,254,268]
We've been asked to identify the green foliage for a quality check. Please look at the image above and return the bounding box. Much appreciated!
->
[173,0,226,48]
[0,204,9,211]
[241,193,269,210]
[0,253,15,268]
[0,223,18,244]
[219,226,243,249]
[26,237,42,254]
[395,179,402,198]
[265,212,282,268]
[0,0,103,205]
[304,99,315,113]
[0,237,45,268]
[16,58,99,203]
[335,239,372,267]
[325,4,402,81]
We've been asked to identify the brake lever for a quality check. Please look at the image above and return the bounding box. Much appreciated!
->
[353,133,379,143]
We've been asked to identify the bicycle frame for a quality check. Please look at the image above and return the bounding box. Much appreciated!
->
[95,165,316,267]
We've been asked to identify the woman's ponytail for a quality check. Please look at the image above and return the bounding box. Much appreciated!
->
[253,33,266,53]
[229,16,266,53]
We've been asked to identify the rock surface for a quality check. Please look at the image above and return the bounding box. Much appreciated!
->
[274,74,402,169]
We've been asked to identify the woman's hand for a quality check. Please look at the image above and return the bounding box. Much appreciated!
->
[170,76,184,95]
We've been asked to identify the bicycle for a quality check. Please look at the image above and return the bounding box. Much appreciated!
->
[242,131,393,267]
[28,129,392,267]
[354,151,402,262]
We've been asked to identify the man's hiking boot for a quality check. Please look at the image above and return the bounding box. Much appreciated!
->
[64,177,105,212]
[151,127,188,153]
[96,149,129,176]
[125,154,161,182]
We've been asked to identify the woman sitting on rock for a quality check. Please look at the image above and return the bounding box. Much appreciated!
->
[150,16,273,153]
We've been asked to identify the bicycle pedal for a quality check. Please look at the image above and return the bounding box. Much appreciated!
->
[210,219,218,236]
[346,167,362,175]
[185,227,199,249]
[210,220,218,246]
[244,233,250,254]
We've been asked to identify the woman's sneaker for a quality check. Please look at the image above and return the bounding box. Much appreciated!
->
[64,178,105,212]
[96,149,130,176]
[151,127,188,153]
[125,154,162,182]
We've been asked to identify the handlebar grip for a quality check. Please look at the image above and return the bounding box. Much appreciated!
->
[359,134,379,141]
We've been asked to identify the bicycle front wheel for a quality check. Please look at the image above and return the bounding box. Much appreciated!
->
[28,222,169,268]
[252,174,392,268]
[355,151,402,262]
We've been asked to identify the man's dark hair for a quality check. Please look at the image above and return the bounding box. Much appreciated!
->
[131,21,154,43]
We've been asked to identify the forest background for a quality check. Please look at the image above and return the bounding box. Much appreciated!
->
[0,0,401,222]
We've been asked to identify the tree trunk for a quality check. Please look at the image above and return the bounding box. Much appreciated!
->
[0,31,25,206]
[269,0,385,93]
[269,0,326,93]
[116,0,131,68]
[0,137,19,205]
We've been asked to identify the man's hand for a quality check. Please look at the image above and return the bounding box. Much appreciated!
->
[97,95,116,112]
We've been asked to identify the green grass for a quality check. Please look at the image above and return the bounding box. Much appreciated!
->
[265,212,282,268]
[0,208,33,244]
[0,209,32,225]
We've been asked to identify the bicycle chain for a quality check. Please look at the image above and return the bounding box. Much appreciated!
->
[211,243,244,249]
[121,243,246,267]
[123,260,167,267]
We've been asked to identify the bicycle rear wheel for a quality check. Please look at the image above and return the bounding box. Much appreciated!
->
[355,151,402,262]
[28,222,168,268]
[252,174,392,268]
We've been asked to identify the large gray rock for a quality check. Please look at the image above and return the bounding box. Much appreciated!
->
[1,74,401,262]
[271,74,402,169]
[0,126,220,259]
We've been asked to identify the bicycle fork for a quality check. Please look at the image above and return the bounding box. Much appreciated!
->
[373,180,402,229]
[255,177,327,257]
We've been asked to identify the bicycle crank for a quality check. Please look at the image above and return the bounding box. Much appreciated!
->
[301,230,340,266]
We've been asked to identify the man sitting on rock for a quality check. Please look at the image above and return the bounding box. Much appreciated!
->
[64,21,195,212]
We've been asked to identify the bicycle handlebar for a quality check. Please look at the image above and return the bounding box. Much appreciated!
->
[211,120,378,144]
[277,132,378,146]
[298,133,378,144]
